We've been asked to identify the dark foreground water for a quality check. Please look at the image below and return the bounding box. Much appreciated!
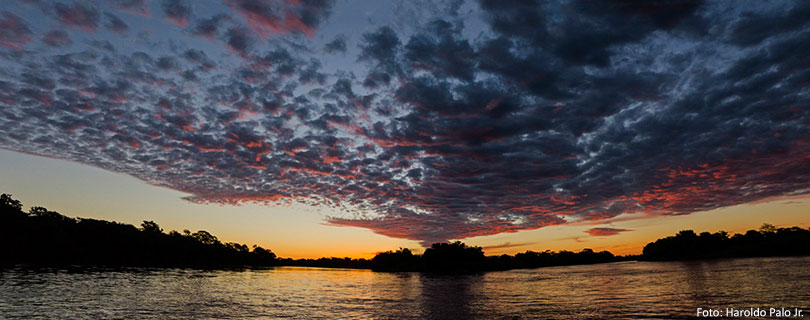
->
[1,256,808,319]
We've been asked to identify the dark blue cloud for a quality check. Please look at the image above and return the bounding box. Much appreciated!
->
[323,35,346,54]
[192,14,230,40]
[111,0,150,17]
[0,11,32,50]
[104,13,128,34]
[1,0,809,245]
[162,0,191,27]
[41,30,72,47]
[54,2,100,33]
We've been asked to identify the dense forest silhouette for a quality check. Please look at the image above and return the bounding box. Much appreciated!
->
[3,193,809,272]
[371,242,619,272]
[642,223,810,260]
[0,194,277,268]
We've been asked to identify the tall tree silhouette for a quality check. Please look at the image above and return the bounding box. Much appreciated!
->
[0,193,277,268]
[642,225,810,260]
[423,242,486,273]
[1,194,22,211]
[140,220,163,233]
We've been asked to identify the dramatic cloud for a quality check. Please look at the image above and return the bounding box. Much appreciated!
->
[0,12,32,50]
[192,14,230,40]
[162,0,191,27]
[41,30,72,48]
[323,35,346,54]
[224,26,254,56]
[111,0,150,17]
[54,2,101,33]
[1,0,810,246]
[225,0,335,38]
[104,13,129,34]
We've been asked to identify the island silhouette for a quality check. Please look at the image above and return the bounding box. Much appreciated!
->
[2,193,809,273]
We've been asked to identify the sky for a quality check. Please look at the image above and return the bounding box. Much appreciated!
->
[1,0,809,259]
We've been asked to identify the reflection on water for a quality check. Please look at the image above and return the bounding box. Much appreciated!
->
[1,256,808,319]
[420,274,481,319]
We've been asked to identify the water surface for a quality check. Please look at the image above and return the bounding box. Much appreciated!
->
[2,256,808,319]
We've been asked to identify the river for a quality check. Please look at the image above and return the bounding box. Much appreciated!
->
[1,256,808,319]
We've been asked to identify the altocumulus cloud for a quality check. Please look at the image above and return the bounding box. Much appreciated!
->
[1,0,809,246]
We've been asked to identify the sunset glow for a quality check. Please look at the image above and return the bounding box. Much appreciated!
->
[1,0,809,259]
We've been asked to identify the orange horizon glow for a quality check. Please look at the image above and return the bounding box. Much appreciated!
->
[2,149,809,260]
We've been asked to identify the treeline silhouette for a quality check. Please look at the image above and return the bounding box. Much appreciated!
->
[4,193,809,272]
[272,242,619,273]
[370,242,618,273]
[0,193,620,272]
[1,194,276,268]
[642,224,810,261]
[277,257,371,269]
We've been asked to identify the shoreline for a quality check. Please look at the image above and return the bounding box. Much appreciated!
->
[5,254,810,274]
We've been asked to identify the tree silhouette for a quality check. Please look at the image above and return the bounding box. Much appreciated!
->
[1,194,22,211]
[371,248,421,271]
[0,193,277,268]
[759,223,776,233]
[192,230,219,245]
[29,206,49,216]
[423,241,486,273]
[252,245,277,261]
[140,220,163,233]
[642,225,810,260]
